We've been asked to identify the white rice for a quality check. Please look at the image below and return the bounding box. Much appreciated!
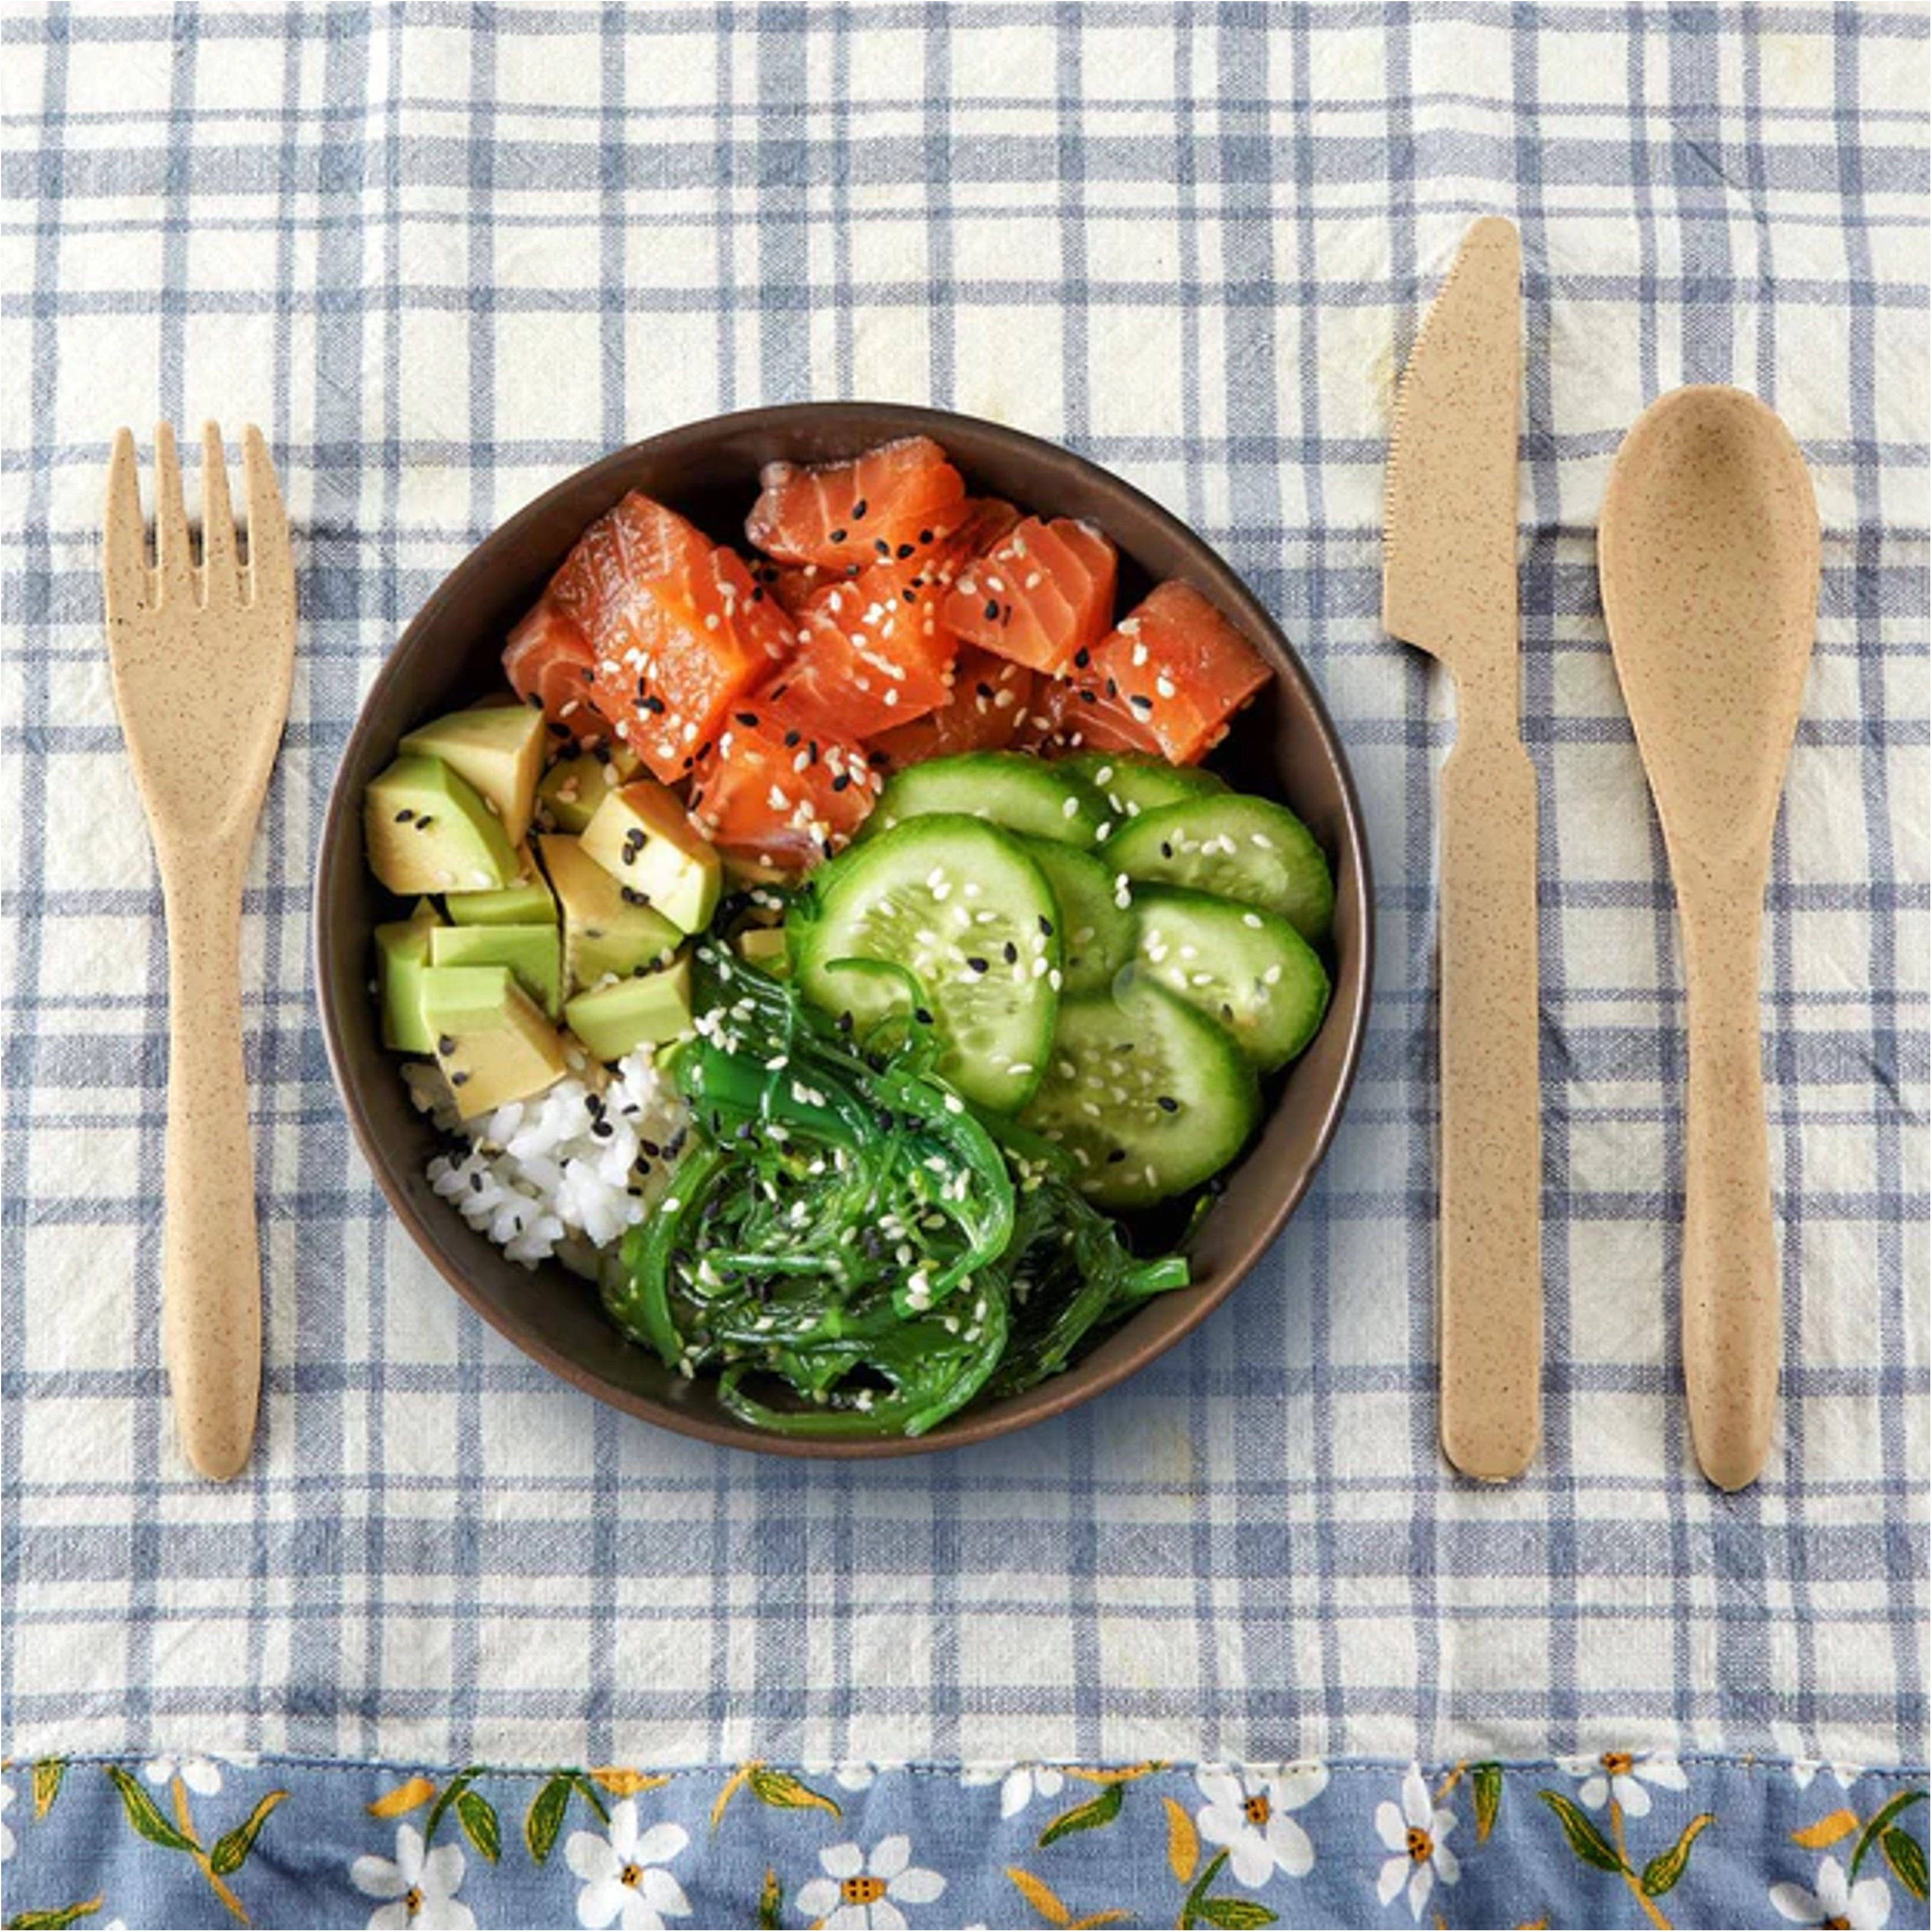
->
[405,1049,690,1271]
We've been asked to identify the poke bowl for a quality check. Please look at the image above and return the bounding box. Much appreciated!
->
[314,402,1372,1457]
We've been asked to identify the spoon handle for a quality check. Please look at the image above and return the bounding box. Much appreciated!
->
[1437,733,1542,1481]
[1681,891,1779,1489]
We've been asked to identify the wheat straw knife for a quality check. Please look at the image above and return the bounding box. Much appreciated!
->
[1600,387,1820,1491]
[103,423,295,1480]
[1384,216,1542,1481]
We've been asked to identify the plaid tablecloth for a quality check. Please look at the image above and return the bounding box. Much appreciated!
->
[2,3,1927,1926]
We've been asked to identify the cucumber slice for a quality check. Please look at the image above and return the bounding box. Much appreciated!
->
[1063,751,1226,823]
[1102,794,1333,944]
[1017,837,1134,998]
[790,814,1060,1113]
[1132,885,1329,1070]
[866,751,1107,848]
[1020,974,1259,1209]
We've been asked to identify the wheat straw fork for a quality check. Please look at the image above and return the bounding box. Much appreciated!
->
[103,423,295,1480]
[1599,387,1819,1491]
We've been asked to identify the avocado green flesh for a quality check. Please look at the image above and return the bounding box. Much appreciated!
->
[419,965,568,1114]
[564,956,695,1061]
[364,755,520,896]
[428,921,563,1019]
[399,702,547,844]
[538,833,682,995]
[375,900,443,1053]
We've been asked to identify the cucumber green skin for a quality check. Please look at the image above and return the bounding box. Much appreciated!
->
[787,813,1059,1114]
[1062,751,1226,821]
[1015,837,1135,998]
[1102,794,1334,945]
[866,751,1108,848]
[1020,974,1260,1210]
[1131,884,1329,1071]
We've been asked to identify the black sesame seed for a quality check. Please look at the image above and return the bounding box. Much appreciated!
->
[1038,914,1053,936]
[592,742,612,763]
[695,741,713,761]
[837,1011,855,1034]
[642,693,666,713]
[914,1007,935,1026]
[828,528,847,544]
[621,886,649,905]
[469,1171,484,1191]
[735,711,758,727]
[450,1070,470,1087]
[749,585,765,602]
[983,599,1000,621]
[901,588,917,604]
[966,956,989,973]
[394,808,414,822]
[831,773,851,792]
[851,499,868,519]
[808,741,819,763]
[875,538,891,555]
[918,527,934,543]
[1160,841,1174,859]
[1002,604,1012,624]
[1156,1095,1180,1112]
[1077,687,1097,705]
[868,749,891,767]
[1073,647,1091,669]
[1107,1148,1126,1163]
[783,729,801,747]
[526,692,544,708]
[592,1119,613,1138]
[896,542,914,559]
[1002,941,1018,963]
[416,815,434,830]
[976,681,994,700]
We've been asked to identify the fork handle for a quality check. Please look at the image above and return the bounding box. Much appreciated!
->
[158,848,261,1480]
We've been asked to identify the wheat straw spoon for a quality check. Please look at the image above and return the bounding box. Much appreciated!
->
[103,424,296,1480]
[1599,386,1820,1491]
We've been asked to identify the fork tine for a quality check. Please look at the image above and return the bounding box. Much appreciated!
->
[240,425,291,611]
[152,421,196,602]
[102,427,148,621]
[198,421,239,603]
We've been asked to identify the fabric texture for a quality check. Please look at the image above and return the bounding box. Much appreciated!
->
[2,1752,1928,1932]
[2,0,1927,1803]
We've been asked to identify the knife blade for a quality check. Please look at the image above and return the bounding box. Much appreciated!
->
[1383,216,1542,1482]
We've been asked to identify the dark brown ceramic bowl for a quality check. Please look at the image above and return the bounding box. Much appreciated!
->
[316,403,1371,1457]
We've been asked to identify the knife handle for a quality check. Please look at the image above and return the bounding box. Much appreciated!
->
[1437,732,1542,1480]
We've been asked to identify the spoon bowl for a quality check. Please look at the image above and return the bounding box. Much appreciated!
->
[1599,385,1820,1490]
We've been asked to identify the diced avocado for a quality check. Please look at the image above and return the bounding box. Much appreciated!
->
[537,742,643,834]
[364,755,520,896]
[445,848,557,928]
[538,833,682,994]
[399,703,547,844]
[428,921,562,1018]
[580,779,721,935]
[375,898,443,1052]
[734,924,791,976]
[419,965,568,1114]
[564,956,695,1062]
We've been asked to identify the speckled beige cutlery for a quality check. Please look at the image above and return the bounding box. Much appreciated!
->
[1600,386,1820,1492]
[1384,216,1542,1482]
[103,424,295,1480]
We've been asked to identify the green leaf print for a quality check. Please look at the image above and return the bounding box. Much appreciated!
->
[746,1767,841,1817]
[1471,1761,1504,1844]
[1850,1789,1926,1880]
[455,1788,502,1864]
[5,1897,104,1931]
[756,1867,784,1930]
[1639,1813,1713,1897]
[1882,1826,1928,1903]
[29,1760,65,1820]
[1193,1900,1277,1929]
[209,1791,287,1876]
[525,1775,575,1864]
[1537,1789,1627,1874]
[104,1767,198,1852]
[1038,1781,1124,1848]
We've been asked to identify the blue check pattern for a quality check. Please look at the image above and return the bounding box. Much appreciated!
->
[1,0,1926,1800]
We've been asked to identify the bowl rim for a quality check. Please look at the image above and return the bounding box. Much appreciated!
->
[314,400,1374,1457]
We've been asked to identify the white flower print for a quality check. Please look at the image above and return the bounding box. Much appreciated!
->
[962,1764,1067,1819]
[1771,1854,1892,1929]
[1195,1763,1328,1886]
[565,1800,691,1931]
[350,1822,475,1931]
[794,1835,946,1930]
[0,1782,15,1863]
[139,1751,259,1798]
[1790,1759,1868,1793]
[804,1761,879,1793]
[1374,1764,1459,1922]
[1556,1749,1689,1820]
